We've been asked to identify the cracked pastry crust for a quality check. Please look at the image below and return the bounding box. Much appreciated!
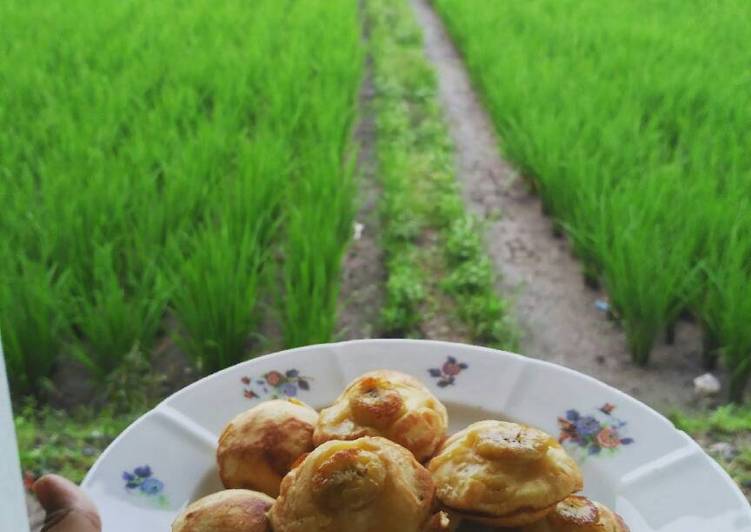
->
[217,399,318,497]
[520,495,630,531]
[427,420,583,527]
[313,370,448,462]
[269,436,437,532]
[171,489,274,532]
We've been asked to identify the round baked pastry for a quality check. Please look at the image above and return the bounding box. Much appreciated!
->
[269,436,438,532]
[519,496,630,531]
[172,489,274,532]
[314,370,448,462]
[217,398,318,496]
[428,420,583,527]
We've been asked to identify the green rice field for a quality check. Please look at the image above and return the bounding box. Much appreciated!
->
[2,0,750,403]
[5,0,751,501]
[0,0,363,393]
[434,0,751,401]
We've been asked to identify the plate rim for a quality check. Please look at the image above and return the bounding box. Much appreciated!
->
[82,338,751,517]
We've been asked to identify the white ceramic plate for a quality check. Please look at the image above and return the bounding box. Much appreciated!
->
[83,339,751,531]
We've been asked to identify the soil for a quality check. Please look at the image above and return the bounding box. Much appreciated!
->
[409,0,713,415]
[335,15,387,341]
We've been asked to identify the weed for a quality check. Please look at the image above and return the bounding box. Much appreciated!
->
[671,406,751,498]
[369,0,515,347]
[15,403,139,485]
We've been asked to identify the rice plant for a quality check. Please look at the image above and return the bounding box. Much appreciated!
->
[435,0,751,398]
[0,258,72,395]
[0,0,363,392]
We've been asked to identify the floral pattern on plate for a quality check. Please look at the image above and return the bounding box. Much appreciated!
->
[428,356,468,387]
[122,465,168,508]
[242,369,312,399]
[558,403,634,459]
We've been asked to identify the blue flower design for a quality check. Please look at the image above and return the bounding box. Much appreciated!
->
[134,465,151,478]
[575,416,601,436]
[140,478,164,495]
[122,465,168,508]
[558,404,634,459]
[282,383,297,397]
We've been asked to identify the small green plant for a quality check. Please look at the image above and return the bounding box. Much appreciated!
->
[369,0,515,347]
[14,346,168,483]
[14,403,140,484]
[442,217,516,346]
[671,405,751,435]
[671,406,751,497]
[381,256,426,335]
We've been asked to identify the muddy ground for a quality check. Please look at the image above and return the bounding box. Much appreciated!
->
[336,11,387,342]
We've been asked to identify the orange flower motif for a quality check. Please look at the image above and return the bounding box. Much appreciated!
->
[596,427,621,449]
[265,371,283,386]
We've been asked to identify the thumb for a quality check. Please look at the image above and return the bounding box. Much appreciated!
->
[33,475,101,532]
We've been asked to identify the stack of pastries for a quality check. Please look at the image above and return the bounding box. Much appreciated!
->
[172,370,629,532]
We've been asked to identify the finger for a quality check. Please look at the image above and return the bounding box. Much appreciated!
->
[33,475,101,532]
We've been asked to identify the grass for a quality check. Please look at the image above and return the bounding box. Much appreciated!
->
[0,0,362,393]
[368,0,516,348]
[671,406,751,499]
[14,347,161,484]
[434,0,751,400]
[15,404,139,485]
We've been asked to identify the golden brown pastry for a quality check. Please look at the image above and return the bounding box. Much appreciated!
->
[269,436,438,532]
[519,496,630,531]
[217,398,318,497]
[428,420,583,527]
[314,370,448,462]
[171,489,274,532]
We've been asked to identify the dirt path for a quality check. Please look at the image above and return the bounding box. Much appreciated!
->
[409,0,709,414]
[336,19,386,341]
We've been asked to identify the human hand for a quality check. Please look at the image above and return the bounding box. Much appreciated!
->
[33,475,101,532]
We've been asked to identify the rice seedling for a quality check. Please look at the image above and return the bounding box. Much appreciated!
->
[700,218,751,403]
[0,0,363,391]
[73,245,169,376]
[277,0,363,348]
[434,0,751,398]
[0,258,72,395]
